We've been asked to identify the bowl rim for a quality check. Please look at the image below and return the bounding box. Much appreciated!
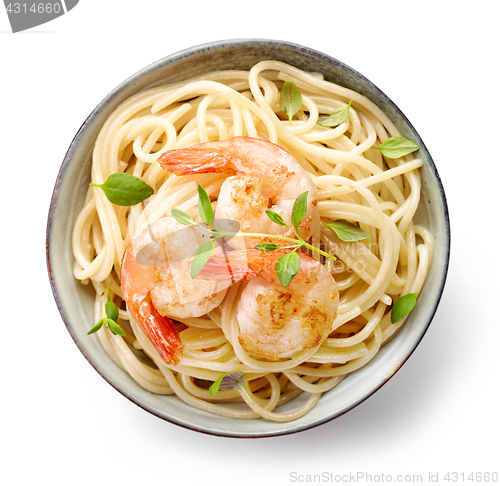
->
[46,38,451,438]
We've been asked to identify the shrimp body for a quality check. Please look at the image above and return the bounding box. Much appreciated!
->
[159,137,319,243]
[200,249,339,361]
[121,217,228,364]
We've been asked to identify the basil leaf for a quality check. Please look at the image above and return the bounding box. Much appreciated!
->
[318,100,352,127]
[280,81,302,122]
[90,173,154,206]
[209,372,254,404]
[209,374,224,396]
[87,319,104,335]
[276,251,300,287]
[106,319,126,336]
[266,210,287,227]
[291,191,309,235]
[197,185,214,225]
[255,243,281,251]
[209,372,244,396]
[191,240,214,279]
[322,220,370,242]
[105,300,119,323]
[391,292,418,324]
[171,208,197,226]
[372,136,419,159]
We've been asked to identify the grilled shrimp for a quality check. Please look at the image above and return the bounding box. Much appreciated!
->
[158,137,318,244]
[200,249,339,361]
[120,217,228,364]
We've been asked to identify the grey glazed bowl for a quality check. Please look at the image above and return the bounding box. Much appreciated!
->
[47,39,450,437]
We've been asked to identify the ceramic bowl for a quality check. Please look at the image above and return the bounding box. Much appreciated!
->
[47,39,450,437]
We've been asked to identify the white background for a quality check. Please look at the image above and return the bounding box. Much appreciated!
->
[1,1,499,485]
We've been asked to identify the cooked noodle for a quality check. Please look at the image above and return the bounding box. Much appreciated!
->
[72,60,432,421]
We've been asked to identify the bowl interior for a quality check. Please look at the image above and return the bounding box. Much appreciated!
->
[47,39,449,437]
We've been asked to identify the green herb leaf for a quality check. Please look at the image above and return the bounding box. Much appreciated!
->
[197,185,215,225]
[322,220,370,242]
[191,240,214,279]
[318,100,352,127]
[391,292,418,323]
[209,371,242,396]
[105,300,119,323]
[209,372,254,404]
[255,243,281,251]
[276,251,300,287]
[291,191,309,236]
[280,81,302,122]
[87,319,104,335]
[106,318,126,336]
[372,136,419,159]
[266,210,287,227]
[90,173,154,206]
[171,208,197,226]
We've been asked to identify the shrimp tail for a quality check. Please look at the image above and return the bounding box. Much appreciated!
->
[121,244,184,365]
[158,140,236,176]
[132,296,184,365]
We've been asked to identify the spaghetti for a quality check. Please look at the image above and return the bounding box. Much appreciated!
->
[72,60,432,422]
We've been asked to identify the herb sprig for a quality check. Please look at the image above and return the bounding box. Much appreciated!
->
[88,291,126,336]
[172,186,337,287]
[209,372,254,404]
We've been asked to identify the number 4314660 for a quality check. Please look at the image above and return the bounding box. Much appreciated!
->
[444,472,498,482]
[6,3,62,14]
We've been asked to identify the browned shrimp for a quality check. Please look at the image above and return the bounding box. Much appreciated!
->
[200,249,339,361]
[159,137,318,244]
[121,217,228,364]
